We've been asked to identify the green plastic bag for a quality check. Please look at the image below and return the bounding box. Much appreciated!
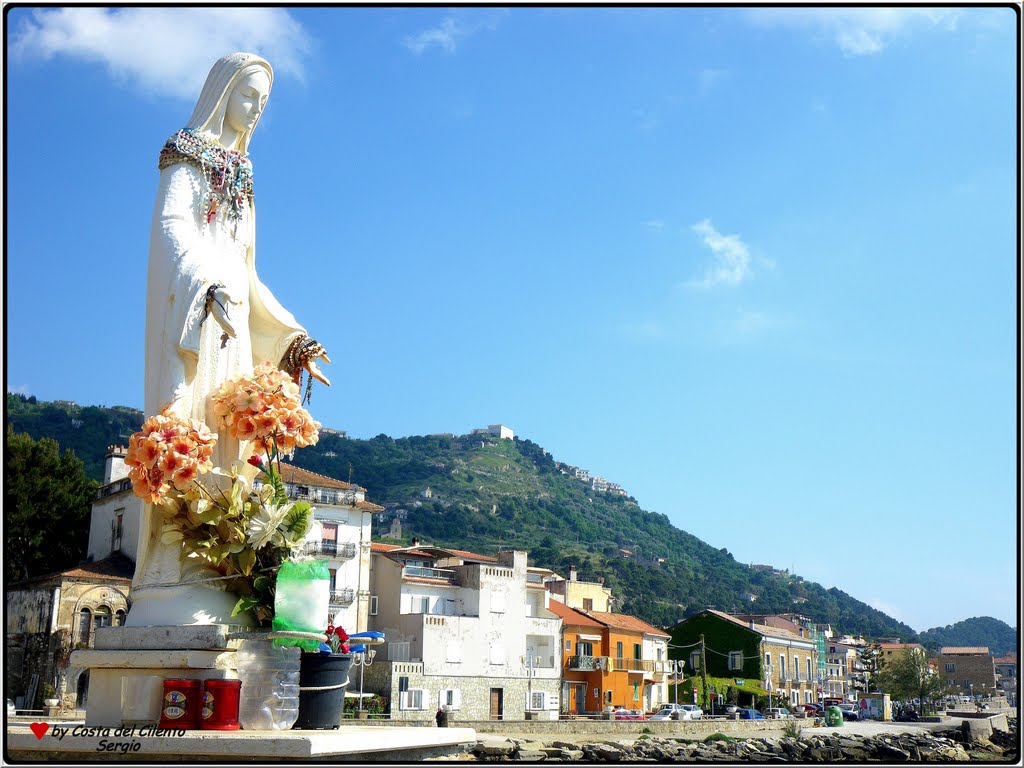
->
[272,558,330,651]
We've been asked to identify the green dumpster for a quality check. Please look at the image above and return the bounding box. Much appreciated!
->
[825,706,843,727]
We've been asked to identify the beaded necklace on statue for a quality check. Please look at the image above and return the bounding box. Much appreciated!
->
[158,129,254,230]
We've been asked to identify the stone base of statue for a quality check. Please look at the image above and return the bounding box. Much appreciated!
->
[70,625,239,726]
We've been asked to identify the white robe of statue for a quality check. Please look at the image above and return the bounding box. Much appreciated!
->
[127,53,312,627]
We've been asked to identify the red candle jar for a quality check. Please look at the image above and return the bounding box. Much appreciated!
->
[159,678,200,730]
[200,679,241,730]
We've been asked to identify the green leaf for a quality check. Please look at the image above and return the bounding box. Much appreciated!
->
[237,548,257,576]
[231,596,260,617]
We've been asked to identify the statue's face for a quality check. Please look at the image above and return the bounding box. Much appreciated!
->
[224,69,271,137]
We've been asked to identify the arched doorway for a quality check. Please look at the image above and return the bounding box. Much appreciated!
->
[76,670,90,708]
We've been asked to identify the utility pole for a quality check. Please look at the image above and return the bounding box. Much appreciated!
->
[700,634,709,712]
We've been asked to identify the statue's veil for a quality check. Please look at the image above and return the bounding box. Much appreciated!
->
[184,52,274,153]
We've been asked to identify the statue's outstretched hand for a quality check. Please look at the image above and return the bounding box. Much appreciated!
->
[206,285,240,339]
[305,350,331,387]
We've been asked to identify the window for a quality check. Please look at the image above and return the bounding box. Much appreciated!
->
[401,689,425,710]
[632,681,640,702]
[779,654,786,680]
[616,641,624,659]
[388,642,410,662]
[417,596,430,614]
[440,689,461,710]
[112,510,123,553]
[529,691,546,710]
[807,658,813,680]
[728,651,743,671]
[793,655,798,679]
[489,643,505,665]
[605,690,613,705]
[633,643,642,660]
[445,598,456,615]
[577,641,593,657]
[369,595,378,616]
[94,606,112,629]
[77,608,92,645]
[690,651,701,671]
[566,640,572,651]
[583,598,593,611]
[446,641,462,663]
[329,569,337,592]
[114,609,126,626]
[945,663,956,673]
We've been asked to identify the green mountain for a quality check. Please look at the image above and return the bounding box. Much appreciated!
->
[918,617,1017,657]
[6,394,916,638]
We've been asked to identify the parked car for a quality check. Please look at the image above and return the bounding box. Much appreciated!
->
[761,707,792,719]
[837,704,860,721]
[738,708,766,720]
[794,703,822,718]
[611,707,646,720]
[678,704,703,720]
[650,708,677,721]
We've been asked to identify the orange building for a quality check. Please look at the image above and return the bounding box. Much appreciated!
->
[548,600,606,715]
[588,611,671,712]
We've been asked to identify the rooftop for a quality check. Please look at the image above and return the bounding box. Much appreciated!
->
[546,599,604,628]
[586,610,670,638]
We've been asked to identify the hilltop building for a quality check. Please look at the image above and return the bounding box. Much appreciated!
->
[470,424,515,440]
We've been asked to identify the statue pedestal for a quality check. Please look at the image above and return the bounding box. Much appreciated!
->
[72,626,239,727]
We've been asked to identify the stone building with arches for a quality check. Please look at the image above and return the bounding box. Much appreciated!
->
[5,554,133,713]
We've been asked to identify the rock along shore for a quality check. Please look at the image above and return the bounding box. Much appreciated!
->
[454,716,1018,763]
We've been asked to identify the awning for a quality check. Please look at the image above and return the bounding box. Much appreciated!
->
[578,634,602,641]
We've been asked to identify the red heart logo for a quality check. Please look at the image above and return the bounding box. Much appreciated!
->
[30,722,49,740]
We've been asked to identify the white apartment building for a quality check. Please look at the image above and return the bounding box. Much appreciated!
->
[268,463,380,632]
[87,446,143,564]
[364,543,562,721]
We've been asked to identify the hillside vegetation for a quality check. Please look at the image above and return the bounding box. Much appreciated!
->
[9,393,923,638]
[918,617,1017,657]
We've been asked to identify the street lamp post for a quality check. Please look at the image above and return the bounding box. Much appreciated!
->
[352,649,377,714]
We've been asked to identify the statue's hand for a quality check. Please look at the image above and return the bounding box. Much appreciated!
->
[207,285,240,339]
[304,350,331,387]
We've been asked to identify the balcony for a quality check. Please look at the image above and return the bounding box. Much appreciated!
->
[402,565,457,583]
[610,657,669,674]
[329,588,355,607]
[304,541,357,560]
[567,655,605,672]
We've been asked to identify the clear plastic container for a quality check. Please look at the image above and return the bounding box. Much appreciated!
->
[235,639,301,730]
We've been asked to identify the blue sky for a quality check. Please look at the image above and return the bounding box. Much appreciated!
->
[4,6,1018,633]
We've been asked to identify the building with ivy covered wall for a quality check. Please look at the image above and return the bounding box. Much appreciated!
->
[667,609,821,709]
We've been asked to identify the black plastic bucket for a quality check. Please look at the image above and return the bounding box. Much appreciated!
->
[294,653,353,730]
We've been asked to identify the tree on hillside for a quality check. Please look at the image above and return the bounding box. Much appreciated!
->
[4,427,97,581]
[873,651,950,715]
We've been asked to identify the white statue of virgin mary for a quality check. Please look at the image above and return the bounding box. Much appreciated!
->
[128,53,329,627]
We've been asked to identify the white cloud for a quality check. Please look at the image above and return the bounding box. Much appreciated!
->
[746,8,962,56]
[732,309,792,336]
[697,67,730,96]
[9,8,311,100]
[402,12,504,55]
[688,219,753,289]
[7,384,31,396]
